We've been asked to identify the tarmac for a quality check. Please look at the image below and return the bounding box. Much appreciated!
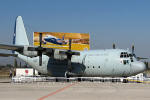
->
[0,78,150,100]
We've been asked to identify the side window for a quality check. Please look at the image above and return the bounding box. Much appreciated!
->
[126,60,129,64]
[123,60,129,65]
[123,60,126,65]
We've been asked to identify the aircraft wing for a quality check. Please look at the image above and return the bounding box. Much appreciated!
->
[0,43,80,60]
[0,43,55,57]
[0,43,54,53]
[0,44,24,51]
[0,53,18,57]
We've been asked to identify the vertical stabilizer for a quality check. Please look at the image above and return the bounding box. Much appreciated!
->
[13,16,29,46]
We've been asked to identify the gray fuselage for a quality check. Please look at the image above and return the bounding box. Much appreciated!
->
[17,49,146,77]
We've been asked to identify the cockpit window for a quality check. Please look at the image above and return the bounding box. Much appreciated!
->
[124,55,127,57]
[128,53,135,62]
[120,55,123,58]
[129,54,133,57]
[120,52,129,58]
[130,57,134,62]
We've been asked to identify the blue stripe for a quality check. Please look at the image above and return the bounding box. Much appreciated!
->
[12,18,16,53]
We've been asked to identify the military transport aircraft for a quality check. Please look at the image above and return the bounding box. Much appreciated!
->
[0,16,148,78]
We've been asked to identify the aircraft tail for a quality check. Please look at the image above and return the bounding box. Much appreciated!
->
[13,16,29,46]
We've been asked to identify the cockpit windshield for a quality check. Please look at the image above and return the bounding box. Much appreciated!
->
[120,52,129,58]
[128,53,136,58]
[120,52,136,62]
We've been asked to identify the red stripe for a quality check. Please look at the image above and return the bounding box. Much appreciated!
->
[38,83,77,100]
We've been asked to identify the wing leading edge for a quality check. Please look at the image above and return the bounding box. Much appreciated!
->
[0,53,18,57]
[0,44,24,51]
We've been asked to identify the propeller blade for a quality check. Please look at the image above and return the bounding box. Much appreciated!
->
[39,51,42,66]
[144,62,149,69]
[39,33,43,66]
[137,57,148,60]
[39,33,42,47]
[0,53,18,57]
[113,43,115,49]
[67,58,72,72]
[72,52,80,55]
[132,44,134,54]
[59,51,80,56]
[69,39,72,50]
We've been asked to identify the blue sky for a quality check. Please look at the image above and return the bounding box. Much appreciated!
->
[0,0,150,64]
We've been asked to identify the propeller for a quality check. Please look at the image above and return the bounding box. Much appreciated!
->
[66,39,75,73]
[59,38,80,77]
[67,39,72,72]
[131,44,148,60]
[28,34,80,68]
[144,62,149,69]
[37,33,43,66]
[28,33,54,66]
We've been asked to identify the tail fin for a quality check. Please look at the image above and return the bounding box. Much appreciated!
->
[13,16,29,46]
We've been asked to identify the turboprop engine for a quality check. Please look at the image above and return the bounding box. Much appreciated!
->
[22,46,38,57]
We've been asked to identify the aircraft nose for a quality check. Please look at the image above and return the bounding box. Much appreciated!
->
[131,61,146,73]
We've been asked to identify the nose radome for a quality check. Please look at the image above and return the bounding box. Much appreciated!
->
[138,62,146,72]
[131,61,146,74]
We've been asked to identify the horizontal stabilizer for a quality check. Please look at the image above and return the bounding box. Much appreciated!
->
[0,53,18,57]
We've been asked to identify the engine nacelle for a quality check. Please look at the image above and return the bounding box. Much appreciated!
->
[22,46,38,57]
[53,49,67,60]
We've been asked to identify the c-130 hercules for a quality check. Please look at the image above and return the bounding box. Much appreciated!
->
[0,16,148,78]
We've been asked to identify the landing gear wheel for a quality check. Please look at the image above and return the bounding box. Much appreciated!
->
[123,79,128,83]
[78,78,81,82]
[65,71,70,78]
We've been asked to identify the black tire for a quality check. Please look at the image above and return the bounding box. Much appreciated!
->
[123,79,128,83]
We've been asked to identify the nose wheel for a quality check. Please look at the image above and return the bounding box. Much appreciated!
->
[123,78,128,83]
